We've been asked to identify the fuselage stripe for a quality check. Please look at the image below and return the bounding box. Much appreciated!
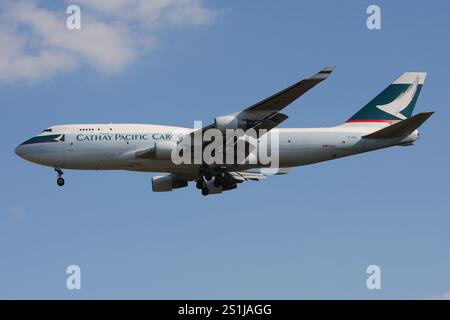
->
[345,119,395,123]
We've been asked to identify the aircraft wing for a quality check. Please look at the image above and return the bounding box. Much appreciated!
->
[243,65,335,114]
[186,65,335,139]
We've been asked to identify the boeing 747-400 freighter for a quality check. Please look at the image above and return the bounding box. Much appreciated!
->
[15,67,432,196]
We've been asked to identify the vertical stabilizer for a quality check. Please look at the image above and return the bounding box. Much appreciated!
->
[346,72,427,123]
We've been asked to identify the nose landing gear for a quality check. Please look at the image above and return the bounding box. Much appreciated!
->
[55,168,65,187]
[57,177,65,187]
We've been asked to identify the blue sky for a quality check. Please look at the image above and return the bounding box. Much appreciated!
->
[0,0,449,299]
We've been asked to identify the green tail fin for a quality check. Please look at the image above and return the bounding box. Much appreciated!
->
[347,72,427,123]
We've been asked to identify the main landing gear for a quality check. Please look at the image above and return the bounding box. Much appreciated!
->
[197,165,232,196]
[213,174,223,188]
[195,178,210,196]
[197,165,210,196]
[196,179,205,190]
[201,187,209,196]
[195,176,209,196]
[55,168,65,187]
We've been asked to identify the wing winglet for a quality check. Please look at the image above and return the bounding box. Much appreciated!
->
[310,65,336,80]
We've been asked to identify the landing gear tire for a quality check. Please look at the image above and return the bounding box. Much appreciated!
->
[204,172,212,181]
[213,175,223,188]
[196,179,205,189]
[57,177,65,187]
[55,168,65,187]
[201,187,209,196]
[223,173,233,185]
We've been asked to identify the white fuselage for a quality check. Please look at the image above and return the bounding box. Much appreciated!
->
[15,123,418,179]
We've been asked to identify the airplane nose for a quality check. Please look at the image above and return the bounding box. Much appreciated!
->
[15,145,21,156]
[15,145,25,158]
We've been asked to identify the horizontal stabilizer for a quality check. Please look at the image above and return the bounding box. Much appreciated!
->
[363,112,433,139]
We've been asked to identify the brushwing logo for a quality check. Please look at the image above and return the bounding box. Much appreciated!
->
[55,134,65,142]
[376,77,419,120]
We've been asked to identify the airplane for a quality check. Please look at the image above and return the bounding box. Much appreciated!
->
[15,66,433,196]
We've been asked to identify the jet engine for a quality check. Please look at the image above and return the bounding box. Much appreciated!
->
[152,174,188,192]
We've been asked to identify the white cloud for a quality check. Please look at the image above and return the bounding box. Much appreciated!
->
[0,0,218,83]
[77,0,215,26]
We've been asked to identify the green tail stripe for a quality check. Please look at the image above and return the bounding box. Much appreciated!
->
[349,83,423,121]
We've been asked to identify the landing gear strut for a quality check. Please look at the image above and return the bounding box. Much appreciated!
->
[55,168,65,187]
[213,174,223,188]
[198,165,210,195]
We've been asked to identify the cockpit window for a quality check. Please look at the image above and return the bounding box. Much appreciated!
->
[41,129,52,133]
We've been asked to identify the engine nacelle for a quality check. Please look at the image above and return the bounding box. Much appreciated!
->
[152,175,188,192]
[153,141,177,160]
[214,115,240,131]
